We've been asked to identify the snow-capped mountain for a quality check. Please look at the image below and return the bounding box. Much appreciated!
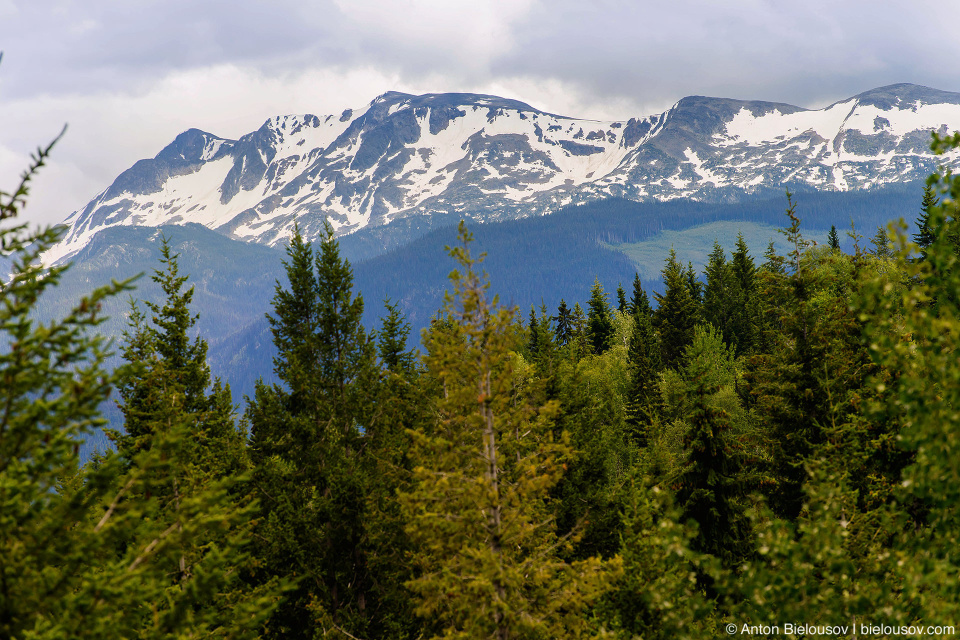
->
[48,84,960,264]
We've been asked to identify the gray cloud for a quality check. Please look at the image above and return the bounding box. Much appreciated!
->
[2,0,958,226]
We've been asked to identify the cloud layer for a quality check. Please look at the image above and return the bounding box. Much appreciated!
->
[2,0,959,225]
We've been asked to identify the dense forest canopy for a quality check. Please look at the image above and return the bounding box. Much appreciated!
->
[3,128,960,638]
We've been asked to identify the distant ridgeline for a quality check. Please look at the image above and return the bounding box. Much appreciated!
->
[38,184,924,455]
[45,84,960,265]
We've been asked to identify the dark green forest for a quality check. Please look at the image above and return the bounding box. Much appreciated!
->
[4,130,960,639]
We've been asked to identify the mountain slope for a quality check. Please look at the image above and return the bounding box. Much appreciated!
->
[47,84,960,263]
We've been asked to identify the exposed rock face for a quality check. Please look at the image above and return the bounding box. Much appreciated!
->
[48,84,960,264]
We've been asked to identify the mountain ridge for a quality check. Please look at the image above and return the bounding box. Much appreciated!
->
[46,83,960,264]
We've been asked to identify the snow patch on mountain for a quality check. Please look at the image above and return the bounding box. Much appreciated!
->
[46,85,960,265]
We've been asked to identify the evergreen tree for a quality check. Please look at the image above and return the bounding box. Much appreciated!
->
[616,283,628,313]
[587,278,615,354]
[248,221,388,638]
[401,223,619,638]
[684,261,703,311]
[676,326,752,569]
[378,298,417,374]
[702,241,736,347]
[367,300,422,640]
[0,132,274,638]
[625,308,662,444]
[528,306,541,357]
[629,272,652,318]
[729,233,759,356]
[914,182,939,259]
[605,476,715,640]
[555,299,573,347]
[114,238,236,461]
[869,226,894,260]
[761,240,786,276]
[653,249,698,369]
[113,241,275,636]
[828,224,841,250]
[571,302,588,359]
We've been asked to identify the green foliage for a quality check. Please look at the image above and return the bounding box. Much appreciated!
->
[914,182,939,259]
[675,325,753,569]
[625,304,661,444]
[587,278,615,354]
[653,249,699,369]
[247,222,404,639]
[555,298,573,347]
[828,224,840,250]
[616,283,627,313]
[604,478,715,640]
[629,272,652,318]
[111,236,277,638]
[0,132,274,639]
[869,225,894,259]
[401,223,620,639]
[378,298,417,373]
[702,241,737,348]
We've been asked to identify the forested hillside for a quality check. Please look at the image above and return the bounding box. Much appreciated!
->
[4,131,960,639]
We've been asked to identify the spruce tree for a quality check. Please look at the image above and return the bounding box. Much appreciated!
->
[869,226,894,260]
[587,278,615,354]
[401,223,619,638]
[914,182,939,260]
[112,238,274,636]
[684,261,703,312]
[555,299,573,347]
[571,302,588,359]
[616,283,628,313]
[654,249,698,369]
[248,221,387,638]
[527,306,541,358]
[625,308,662,444]
[629,272,652,318]
[828,224,841,250]
[0,131,274,638]
[702,241,736,346]
[729,233,759,356]
[676,326,752,569]
[378,298,417,374]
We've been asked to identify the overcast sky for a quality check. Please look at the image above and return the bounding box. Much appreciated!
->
[2,0,959,226]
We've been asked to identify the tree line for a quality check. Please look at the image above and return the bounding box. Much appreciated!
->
[3,130,960,639]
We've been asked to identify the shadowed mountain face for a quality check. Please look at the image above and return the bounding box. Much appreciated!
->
[47,84,960,264]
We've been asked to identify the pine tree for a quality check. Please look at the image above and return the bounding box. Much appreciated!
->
[587,278,615,354]
[654,249,698,369]
[828,225,841,250]
[401,222,619,638]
